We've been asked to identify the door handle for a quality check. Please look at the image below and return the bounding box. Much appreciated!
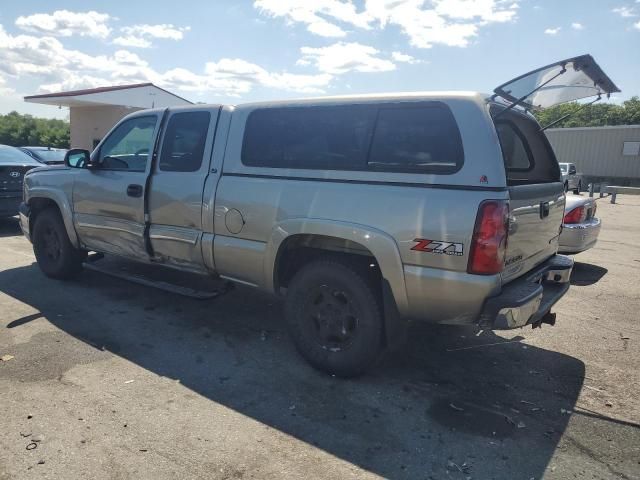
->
[127,184,143,197]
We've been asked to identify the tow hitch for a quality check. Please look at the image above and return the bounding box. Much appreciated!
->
[532,311,556,329]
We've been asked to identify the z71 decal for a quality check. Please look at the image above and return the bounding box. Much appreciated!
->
[411,239,464,256]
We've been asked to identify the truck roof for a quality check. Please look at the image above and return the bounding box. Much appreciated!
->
[234,91,486,110]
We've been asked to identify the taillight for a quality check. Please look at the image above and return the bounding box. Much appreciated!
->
[468,200,509,275]
[563,206,585,224]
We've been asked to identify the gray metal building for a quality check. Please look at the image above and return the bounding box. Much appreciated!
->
[545,125,640,187]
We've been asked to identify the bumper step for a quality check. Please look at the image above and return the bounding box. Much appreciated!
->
[479,255,573,329]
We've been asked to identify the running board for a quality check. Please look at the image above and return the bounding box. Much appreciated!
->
[83,254,232,300]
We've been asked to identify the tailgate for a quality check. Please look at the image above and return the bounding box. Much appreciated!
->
[491,107,565,283]
[503,183,564,282]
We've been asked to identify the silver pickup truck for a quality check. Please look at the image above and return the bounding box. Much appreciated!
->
[20,55,618,376]
[560,162,582,194]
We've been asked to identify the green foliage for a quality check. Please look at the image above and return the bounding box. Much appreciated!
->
[0,111,70,148]
[534,96,640,129]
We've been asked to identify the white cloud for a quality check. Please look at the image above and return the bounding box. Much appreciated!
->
[391,51,420,63]
[368,1,479,48]
[112,36,152,48]
[635,20,640,29]
[432,0,518,23]
[124,24,190,40]
[207,59,332,94]
[254,0,520,48]
[0,75,15,97]
[15,10,111,38]
[544,27,561,35]
[254,0,371,38]
[0,25,331,97]
[298,42,395,74]
[571,22,584,30]
[113,24,190,48]
[612,6,636,17]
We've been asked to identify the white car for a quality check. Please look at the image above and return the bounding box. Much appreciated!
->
[559,195,601,254]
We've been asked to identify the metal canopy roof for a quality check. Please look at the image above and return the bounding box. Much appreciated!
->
[24,83,192,108]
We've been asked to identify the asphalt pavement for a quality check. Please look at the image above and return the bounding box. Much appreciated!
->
[1,195,639,480]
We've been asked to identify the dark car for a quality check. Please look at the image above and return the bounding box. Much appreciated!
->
[19,146,68,165]
[1,145,42,217]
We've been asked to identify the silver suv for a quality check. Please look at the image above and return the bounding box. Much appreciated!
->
[20,55,618,376]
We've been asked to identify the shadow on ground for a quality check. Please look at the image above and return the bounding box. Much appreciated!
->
[0,261,586,479]
[0,217,21,238]
[570,261,608,286]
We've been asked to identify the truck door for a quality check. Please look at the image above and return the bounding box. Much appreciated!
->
[147,108,220,271]
[72,114,159,258]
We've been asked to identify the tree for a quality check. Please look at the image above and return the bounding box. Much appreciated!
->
[0,111,70,148]
[534,96,640,129]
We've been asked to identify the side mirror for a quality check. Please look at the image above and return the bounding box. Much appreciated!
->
[65,149,91,169]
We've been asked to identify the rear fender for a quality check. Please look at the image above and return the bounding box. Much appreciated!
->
[265,218,409,316]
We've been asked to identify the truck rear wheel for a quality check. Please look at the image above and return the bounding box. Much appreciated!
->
[33,208,85,279]
[284,258,383,377]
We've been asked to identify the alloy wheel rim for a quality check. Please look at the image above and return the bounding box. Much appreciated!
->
[305,284,359,352]
[42,226,61,261]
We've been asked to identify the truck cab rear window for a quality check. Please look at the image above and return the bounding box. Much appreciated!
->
[241,103,463,173]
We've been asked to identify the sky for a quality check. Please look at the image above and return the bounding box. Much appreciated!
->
[0,0,639,120]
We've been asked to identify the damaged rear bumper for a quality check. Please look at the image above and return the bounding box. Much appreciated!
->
[479,254,573,329]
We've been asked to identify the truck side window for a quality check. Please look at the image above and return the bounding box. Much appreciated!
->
[242,103,463,173]
[159,111,211,172]
[368,105,463,172]
[242,105,374,170]
[98,116,157,172]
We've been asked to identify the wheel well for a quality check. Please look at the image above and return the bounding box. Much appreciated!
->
[28,198,60,236]
[275,234,381,291]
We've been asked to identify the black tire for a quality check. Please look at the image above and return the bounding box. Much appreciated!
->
[564,182,569,193]
[32,208,84,279]
[573,181,581,195]
[284,259,383,377]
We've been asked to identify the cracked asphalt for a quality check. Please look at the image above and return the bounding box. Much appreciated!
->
[1,195,639,479]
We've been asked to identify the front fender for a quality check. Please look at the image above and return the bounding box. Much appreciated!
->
[264,218,409,316]
[27,187,79,248]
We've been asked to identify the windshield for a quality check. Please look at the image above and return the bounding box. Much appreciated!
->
[560,164,568,173]
[0,145,40,165]
[33,149,67,162]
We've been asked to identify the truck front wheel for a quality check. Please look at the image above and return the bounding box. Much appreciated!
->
[33,208,85,279]
[284,258,383,377]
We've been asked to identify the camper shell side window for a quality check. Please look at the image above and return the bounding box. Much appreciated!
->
[241,102,464,174]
